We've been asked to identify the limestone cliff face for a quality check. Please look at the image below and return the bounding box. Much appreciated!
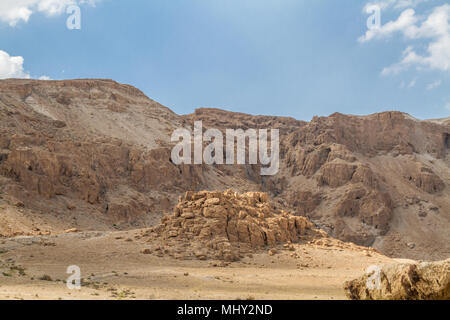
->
[0,79,449,260]
[187,108,450,260]
[0,79,209,232]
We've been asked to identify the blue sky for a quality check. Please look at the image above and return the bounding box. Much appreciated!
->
[0,0,449,120]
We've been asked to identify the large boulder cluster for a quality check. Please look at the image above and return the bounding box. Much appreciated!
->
[142,190,325,261]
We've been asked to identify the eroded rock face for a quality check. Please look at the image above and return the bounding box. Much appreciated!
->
[412,166,445,194]
[286,145,331,177]
[286,191,322,216]
[0,79,209,230]
[317,162,357,188]
[0,79,448,260]
[143,190,325,261]
[351,165,379,188]
[304,112,449,158]
[344,259,450,300]
[334,186,392,232]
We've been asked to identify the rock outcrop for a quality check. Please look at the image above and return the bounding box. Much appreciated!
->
[344,259,450,300]
[142,190,326,261]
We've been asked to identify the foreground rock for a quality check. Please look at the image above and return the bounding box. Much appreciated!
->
[142,190,327,261]
[344,259,450,300]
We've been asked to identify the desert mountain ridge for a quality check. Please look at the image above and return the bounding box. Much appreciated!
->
[0,78,449,261]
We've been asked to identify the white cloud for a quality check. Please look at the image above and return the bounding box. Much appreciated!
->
[359,9,418,43]
[0,50,50,80]
[0,0,99,26]
[426,79,442,89]
[381,46,422,75]
[446,102,450,111]
[361,4,450,75]
[0,50,31,79]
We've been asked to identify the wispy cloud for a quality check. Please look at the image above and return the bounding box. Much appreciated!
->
[0,0,99,26]
[399,77,418,88]
[426,79,442,89]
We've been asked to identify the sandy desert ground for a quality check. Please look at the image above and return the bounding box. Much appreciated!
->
[0,230,394,300]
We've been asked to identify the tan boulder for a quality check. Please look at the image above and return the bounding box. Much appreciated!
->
[345,259,450,300]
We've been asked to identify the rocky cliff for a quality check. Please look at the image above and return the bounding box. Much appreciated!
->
[0,79,448,261]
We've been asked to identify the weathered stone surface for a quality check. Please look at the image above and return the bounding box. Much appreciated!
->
[351,165,379,188]
[317,162,357,188]
[411,166,445,194]
[144,190,324,261]
[345,259,450,300]
[332,186,392,245]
